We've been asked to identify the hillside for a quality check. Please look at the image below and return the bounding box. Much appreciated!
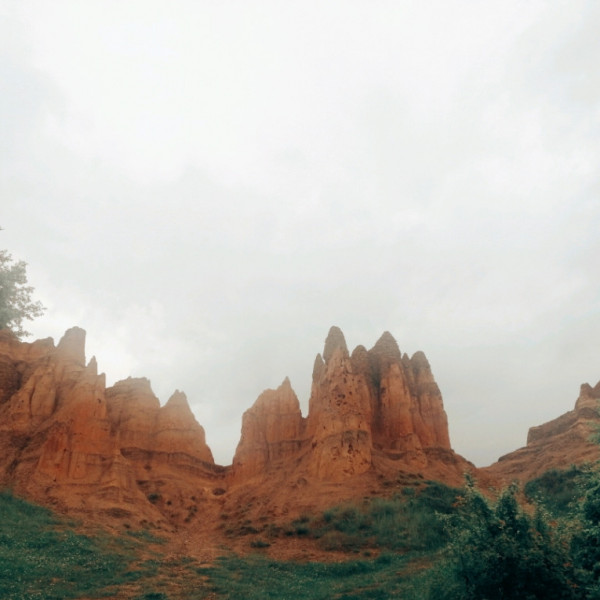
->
[1,324,599,557]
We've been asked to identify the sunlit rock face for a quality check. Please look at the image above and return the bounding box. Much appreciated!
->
[483,380,600,484]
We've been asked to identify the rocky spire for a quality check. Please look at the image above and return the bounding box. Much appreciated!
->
[323,326,348,363]
[56,326,86,365]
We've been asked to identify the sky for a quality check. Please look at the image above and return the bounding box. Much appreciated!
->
[1,1,599,467]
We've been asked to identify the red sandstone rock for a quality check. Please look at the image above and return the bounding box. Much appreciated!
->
[154,390,214,463]
[3,322,595,549]
[304,327,374,480]
[231,326,459,485]
[483,380,600,484]
[232,378,306,481]
[13,323,587,535]
[0,328,217,526]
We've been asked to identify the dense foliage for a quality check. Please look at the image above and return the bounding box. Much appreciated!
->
[524,465,589,516]
[425,476,577,599]
[0,249,45,337]
[571,473,600,598]
[283,481,460,553]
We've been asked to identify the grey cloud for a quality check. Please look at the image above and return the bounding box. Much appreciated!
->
[2,1,599,466]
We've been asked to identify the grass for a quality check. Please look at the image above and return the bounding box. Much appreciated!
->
[524,465,591,516]
[0,489,192,599]
[0,489,140,599]
[200,552,420,599]
[200,482,463,599]
[0,482,461,599]
[285,481,461,553]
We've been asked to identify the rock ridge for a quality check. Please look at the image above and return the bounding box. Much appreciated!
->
[483,380,600,483]
[232,327,457,484]
[0,328,216,528]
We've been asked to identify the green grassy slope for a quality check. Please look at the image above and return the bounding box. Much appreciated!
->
[6,472,595,600]
[0,482,460,599]
[0,490,202,599]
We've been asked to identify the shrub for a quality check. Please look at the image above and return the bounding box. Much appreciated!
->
[427,477,576,600]
[525,465,588,516]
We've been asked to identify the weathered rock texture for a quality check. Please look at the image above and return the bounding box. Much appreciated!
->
[231,377,306,482]
[0,328,221,528]
[231,326,465,487]
[10,324,595,535]
[483,381,600,484]
[0,325,472,529]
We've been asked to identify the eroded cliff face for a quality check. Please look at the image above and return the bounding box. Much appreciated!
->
[483,381,600,483]
[1,323,596,540]
[231,326,462,486]
[0,328,220,527]
[231,378,306,481]
[0,324,475,530]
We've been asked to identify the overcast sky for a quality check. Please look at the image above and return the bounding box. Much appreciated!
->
[2,1,599,466]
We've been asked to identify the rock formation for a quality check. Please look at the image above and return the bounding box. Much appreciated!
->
[0,327,219,527]
[7,323,594,532]
[231,378,306,481]
[483,381,600,483]
[231,326,463,485]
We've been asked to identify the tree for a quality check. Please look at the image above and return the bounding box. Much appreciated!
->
[0,249,45,338]
[571,471,600,599]
[428,476,577,600]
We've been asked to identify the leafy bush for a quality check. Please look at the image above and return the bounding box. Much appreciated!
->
[525,465,589,516]
[424,477,576,600]
[570,472,600,599]
[0,249,45,337]
[306,482,461,553]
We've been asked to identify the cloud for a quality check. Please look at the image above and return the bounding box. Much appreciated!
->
[1,1,599,465]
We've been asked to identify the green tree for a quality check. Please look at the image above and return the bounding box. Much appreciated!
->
[0,249,45,338]
[571,471,600,598]
[429,476,576,600]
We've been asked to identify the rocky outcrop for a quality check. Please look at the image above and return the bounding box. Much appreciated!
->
[304,327,374,480]
[368,334,451,453]
[483,381,600,483]
[231,326,462,484]
[231,378,306,481]
[0,324,469,528]
[3,322,598,542]
[0,328,218,527]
